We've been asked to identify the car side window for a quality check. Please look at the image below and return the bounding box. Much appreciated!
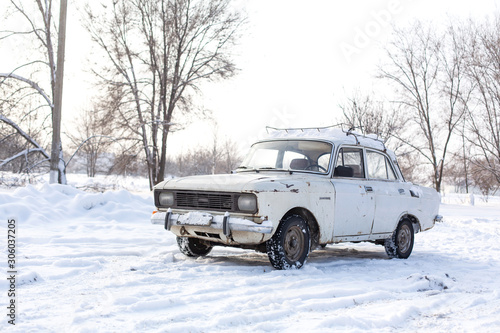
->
[334,148,365,178]
[366,151,397,180]
[387,159,397,180]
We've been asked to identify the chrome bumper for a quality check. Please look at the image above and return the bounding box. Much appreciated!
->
[151,210,274,235]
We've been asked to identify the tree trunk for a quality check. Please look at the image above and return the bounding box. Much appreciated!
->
[49,0,67,184]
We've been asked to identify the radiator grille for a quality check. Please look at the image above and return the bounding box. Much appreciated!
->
[175,192,234,211]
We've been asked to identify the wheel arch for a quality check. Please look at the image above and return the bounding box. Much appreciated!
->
[281,207,320,249]
[400,213,421,233]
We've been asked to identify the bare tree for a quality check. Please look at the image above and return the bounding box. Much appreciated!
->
[0,73,53,176]
[443,149,471,193]
[220,136,242,173]
[469,160,500,199]
[338,91,407,145]
[207,120,242,175]
[66,105,114,177]
[463,16,500,184]
[337,91,430,180]
[209,124,242,175]
[84,0,245,190]
[379,21,469,192]
[166,136,242,178]
[109,152,146,177]
[0,0,67,183]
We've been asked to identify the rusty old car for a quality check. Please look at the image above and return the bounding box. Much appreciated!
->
[151,127,441,269]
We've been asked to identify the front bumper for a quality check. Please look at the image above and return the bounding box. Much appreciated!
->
[151,210,274,235]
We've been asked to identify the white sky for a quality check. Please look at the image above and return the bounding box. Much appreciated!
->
[2,0,500,156]
[167,0,500,155]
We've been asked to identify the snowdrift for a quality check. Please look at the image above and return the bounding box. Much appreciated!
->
[1,182,499,332]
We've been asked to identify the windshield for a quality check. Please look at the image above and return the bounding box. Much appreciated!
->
[238,140,333,174]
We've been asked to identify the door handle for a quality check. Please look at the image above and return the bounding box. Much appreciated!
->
[364,186,373,193]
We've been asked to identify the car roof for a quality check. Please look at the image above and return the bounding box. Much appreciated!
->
[264,127,393,155]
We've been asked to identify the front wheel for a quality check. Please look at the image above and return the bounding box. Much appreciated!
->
[176,237,213,257]
[266,215,310,269]
[384,218,414,259]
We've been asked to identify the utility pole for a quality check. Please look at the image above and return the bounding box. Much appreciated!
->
[50,0,68,184]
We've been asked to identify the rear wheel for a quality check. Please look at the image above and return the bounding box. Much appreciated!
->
[384,218,414,259]
[266,215,310,269]
[176,237,213,257]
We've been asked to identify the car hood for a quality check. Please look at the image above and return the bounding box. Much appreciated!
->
[155,172,324,193]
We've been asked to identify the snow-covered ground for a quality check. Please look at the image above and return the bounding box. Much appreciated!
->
[1,175,499,332]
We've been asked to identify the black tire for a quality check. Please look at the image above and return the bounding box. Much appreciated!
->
[176,237,213,257]
[266,215,310,269]
[384,218,414,259]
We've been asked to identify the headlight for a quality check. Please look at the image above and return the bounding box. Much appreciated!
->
[158,192,174,206]
[237,194,257,212]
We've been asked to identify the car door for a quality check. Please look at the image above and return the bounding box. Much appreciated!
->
[364,149,407,234]
[331,147,375,237]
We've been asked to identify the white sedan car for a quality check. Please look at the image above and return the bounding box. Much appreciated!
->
[151,127,441,269]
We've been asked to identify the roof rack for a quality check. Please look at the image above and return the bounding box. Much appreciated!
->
[265,124,344,133]
[266,124,387,151]
[343,127,387,151]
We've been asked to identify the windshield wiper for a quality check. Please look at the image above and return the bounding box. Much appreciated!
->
[236,166,293,174]
[256,167,294,174]
[235,166,258,173]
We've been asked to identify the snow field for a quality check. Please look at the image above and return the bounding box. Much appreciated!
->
[0,182,499,332]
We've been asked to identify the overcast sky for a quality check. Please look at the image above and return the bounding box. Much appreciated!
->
[2,0,500,156]
[167,0,500,154]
